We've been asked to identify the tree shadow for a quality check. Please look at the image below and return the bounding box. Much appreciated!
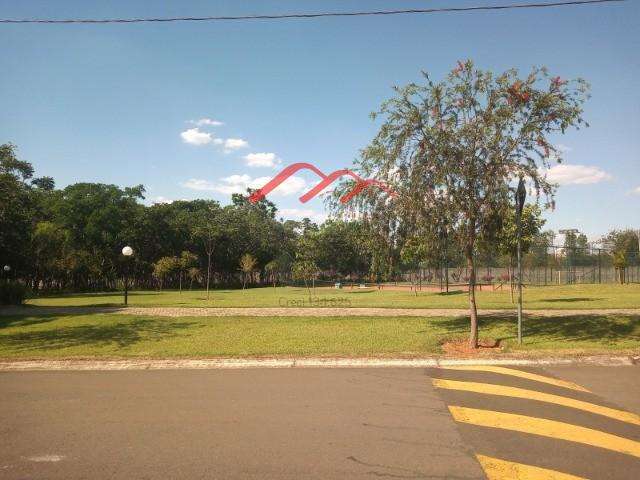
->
[1,305,125,317]
[542,297,601,303]
[436,313,639,344]
[0,316,194,352]
[0,314,60,329]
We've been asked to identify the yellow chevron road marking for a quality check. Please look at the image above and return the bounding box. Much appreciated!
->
[449,406,640,459]
[439,366,590,392]
[475,454,588,480]
[434,379,640,426]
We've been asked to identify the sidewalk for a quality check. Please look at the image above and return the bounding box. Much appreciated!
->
[3,306,640,317]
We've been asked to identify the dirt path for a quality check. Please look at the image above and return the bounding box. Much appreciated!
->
[2,306,640,317]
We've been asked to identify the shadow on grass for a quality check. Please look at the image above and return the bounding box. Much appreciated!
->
[542,297,601,303]
[437,290,465,296]
[0,316,194,352]
[437,313,639,343]
[28,291,161,300]
[0,305,126,317]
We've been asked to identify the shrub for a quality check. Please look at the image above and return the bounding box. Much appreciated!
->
[0,282,27,305]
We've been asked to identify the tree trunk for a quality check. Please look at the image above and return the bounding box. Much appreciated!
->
[179,271,182,294]
[466,242,479,349]
[206,253,212,300]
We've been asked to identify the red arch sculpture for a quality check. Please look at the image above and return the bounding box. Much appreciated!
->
[248,162,395,205]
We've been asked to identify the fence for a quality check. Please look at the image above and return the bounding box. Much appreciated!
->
[394,244,640,286]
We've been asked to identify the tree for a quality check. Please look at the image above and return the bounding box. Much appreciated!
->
[314,220,370,279]
[153,256,179,291]
[178,251,198,294]
[602,229,640,264]
[186,267,201,290]
[334,61,589,347]
[291,260,318,298]
[239,253,257,290]
[264,260,279,289]
[0,144,35,275]
[492,204,546,300]
[603,229,640,284]
[192,202,222,299]
[612,250,628,284]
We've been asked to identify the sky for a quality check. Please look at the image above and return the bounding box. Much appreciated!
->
[1,0,638,240]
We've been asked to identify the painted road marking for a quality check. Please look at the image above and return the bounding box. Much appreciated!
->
[475,454,587,480]
[439,366,590,392]
[449,406,640,459]
[23,455,65,462]
[433,378,640,426]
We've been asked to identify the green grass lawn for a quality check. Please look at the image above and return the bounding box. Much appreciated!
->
[1,312,638,359]
[24,283,640,310]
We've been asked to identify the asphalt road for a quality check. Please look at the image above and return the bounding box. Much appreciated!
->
[1,366,639,479]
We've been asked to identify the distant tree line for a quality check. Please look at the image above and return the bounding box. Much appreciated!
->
[1,142,637,299]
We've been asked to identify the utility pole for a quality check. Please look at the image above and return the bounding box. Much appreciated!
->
[515,178,526,345]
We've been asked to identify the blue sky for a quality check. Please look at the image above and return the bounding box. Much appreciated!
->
[1,0,638,239]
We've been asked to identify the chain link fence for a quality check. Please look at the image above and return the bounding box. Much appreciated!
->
[391,245,640,287]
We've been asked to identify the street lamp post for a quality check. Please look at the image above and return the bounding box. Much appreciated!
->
[515,178,526,345]
[2,265,10,284]
[121,246,134,305]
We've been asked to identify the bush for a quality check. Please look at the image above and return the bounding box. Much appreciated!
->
[0,283,27,305]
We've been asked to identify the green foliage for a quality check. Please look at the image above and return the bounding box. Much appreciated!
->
[496,204,546,257]
[153,256,180,287]
[239,253,258,289]
[291,260,319,296]
[603,229,640,267]
[239,253,258,274]
[330,60,590,346]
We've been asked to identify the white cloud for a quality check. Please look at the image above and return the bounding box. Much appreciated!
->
[544,164,612,186]
[631,186,640,196]
[180,179,218,191]
[181,174,306,196]
[190,118,224,127]
[270,175,306,196]
[280,208,328,223]
[180,127,212,146]
[151,196,174,205]
[244,152,280,168]
[223,138,249,152]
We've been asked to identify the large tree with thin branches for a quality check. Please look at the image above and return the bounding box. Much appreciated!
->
[335,60,589,347]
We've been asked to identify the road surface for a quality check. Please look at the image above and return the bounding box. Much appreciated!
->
[1,366,639,479]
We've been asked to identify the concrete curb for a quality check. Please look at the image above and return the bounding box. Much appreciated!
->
[0,355,636,371]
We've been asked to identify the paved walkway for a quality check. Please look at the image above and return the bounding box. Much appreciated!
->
[2,306,640,317]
